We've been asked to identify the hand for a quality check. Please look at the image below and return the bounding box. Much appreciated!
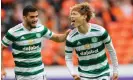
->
[1,68,6,80]
[72,75,80,80]
[50,29,71,42]
[65,29,71,37]
[112,73,118,80]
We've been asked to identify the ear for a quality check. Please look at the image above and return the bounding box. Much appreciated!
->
[23,16,26,20]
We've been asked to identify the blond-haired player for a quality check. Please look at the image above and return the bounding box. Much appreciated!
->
[65,2,118,80]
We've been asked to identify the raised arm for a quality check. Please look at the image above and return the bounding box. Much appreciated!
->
[50,29,71,42]
[42,25,71,42]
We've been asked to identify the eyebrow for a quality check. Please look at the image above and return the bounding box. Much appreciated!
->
[30,15,38,17]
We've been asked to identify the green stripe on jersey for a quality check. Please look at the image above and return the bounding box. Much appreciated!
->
[12,42,41,51]
[105,39,111,44]
[80,72,110,79]
[102,31,108,40]
[91,29,99,32]
[16,32,43,41]
[13,52,41,59]
[15,68,44,76]
[49,31,52,36]
[66,36,103,47]
[66,40,75,47]
[71,32,79,38]
[16,27,48,41]
[2,40,9,46]
[15,60,42,68]
[5,32,16,41]
[76,43,105,56]
[65,50,73,53]
[14,28,24,32]
[78,53,107,66]
[78,62,109,74]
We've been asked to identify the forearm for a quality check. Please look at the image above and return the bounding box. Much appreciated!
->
[1,61,5,71]
[53,34,67,42]
[105,42,118,74]
[1,55,4,69]
[1,45,5,70]
[50,29,71,42]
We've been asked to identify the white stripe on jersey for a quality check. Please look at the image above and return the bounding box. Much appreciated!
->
[12,49,41,55]
[69,31,102,42]
[43,29,53,39]
[103,35,111,43]
[14,57,42,63]
[15,37,43,46]
[79,59,108,71]
[79,69,110,77]
[65,46,74,51]
[15,64,44,73]
[3,36,13,45]
[75,41,102,51]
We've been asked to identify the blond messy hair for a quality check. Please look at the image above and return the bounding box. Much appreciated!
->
[70,2,94,22]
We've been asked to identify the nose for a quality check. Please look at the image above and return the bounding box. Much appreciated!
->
[70,15,75,20]
[70,15,74,18]
[34,17,38,21]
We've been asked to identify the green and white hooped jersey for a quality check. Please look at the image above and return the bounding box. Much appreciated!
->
[2,23,53,77]
[65,24,111,78]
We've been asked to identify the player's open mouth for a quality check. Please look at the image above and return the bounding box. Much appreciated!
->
[71,20,75,23]
[32,21,37,24]
[71,20,75,25]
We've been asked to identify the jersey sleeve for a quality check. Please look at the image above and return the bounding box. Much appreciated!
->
[65,40,74,62]
[42,26,54,39]
[65,37,77,75]
[101,29,111,44]
[101,28,118,74]
[65,40,74,52]
[1,30,16,47]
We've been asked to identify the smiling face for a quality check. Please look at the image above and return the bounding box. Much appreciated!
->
[23,11,38,28]
[70,10,86,28]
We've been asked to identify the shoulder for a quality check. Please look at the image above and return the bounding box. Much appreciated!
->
[91,23,106,34]
[67,28,78,41]
[8,23,23,34]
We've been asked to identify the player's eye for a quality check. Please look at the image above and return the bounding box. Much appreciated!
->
[30,16,34,18]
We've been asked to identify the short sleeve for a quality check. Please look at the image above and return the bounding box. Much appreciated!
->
[1,30,16,47]
[102,29,111,44]
[42,26,54,39]
[65,40,74,54]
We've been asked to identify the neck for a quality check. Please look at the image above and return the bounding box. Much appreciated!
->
[23,22,32,31]
[78,22,89,34]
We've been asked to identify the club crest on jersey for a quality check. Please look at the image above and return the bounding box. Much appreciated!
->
[36,33,41,38]
[91,37,98,43]
[84,44,91,49]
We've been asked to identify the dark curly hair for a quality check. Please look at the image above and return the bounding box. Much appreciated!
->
[23,5,37,16]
